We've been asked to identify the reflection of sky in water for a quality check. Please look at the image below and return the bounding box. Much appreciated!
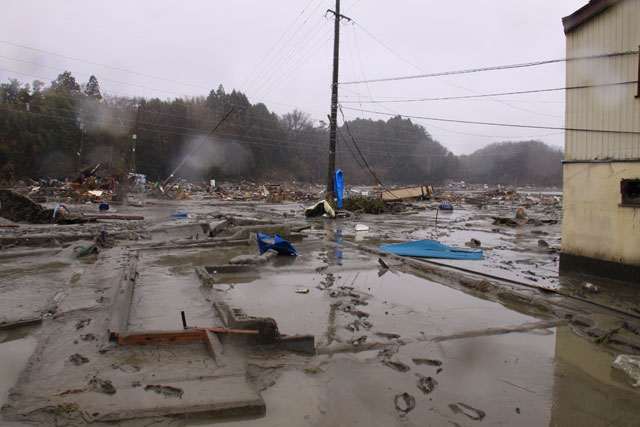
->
[333,228,342,265]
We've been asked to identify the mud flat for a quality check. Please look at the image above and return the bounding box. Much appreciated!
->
[1,194,639,425]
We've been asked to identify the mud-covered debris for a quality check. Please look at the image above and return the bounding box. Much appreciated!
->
[412,358,442,367]
[56,402,79,414]
[612,355,640,388]
[466,238,481,248]
[416,374,438,395]
[476,280,492,292]
[394,392,416,413]
[295,288,309,294]
[89,376,116,395]
[378,258,390,270]
[537,239,549,248]
[144,384,184,398]
[581,282,599,293]
[375,332,401,340]
[448,402,486,421]
[384,360,411,372]
[69,353,89,365]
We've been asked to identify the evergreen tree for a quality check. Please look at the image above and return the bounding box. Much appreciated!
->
[85,75,102,100]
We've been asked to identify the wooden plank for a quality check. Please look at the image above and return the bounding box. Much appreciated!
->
[82,214,144,220]
[118,330,205,345]
[107,256,138,340]
[203,331,225,366]
[0,317,42,331]
[189,326,259,335]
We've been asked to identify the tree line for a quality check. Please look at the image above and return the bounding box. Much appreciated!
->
[0,72,563,187]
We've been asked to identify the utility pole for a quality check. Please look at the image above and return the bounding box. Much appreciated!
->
[326,0,350,208]
[132,102,141,173]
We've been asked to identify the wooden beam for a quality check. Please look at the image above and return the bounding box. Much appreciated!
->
[108,256,138,340]
[118,330,205,345]
[203,331,225,366]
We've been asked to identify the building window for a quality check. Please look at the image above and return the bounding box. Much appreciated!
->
[620,179,640,207]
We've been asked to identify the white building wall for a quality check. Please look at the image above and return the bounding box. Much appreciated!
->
[565,0,640,161]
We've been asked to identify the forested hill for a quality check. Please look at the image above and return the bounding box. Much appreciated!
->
[0,72,562,186]
[457,141,563,187]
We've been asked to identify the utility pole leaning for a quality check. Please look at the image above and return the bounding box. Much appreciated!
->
[325,0,351,209]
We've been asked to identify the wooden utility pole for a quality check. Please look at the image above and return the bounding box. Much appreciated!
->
[326,0,350,207]
[131,103,141,173]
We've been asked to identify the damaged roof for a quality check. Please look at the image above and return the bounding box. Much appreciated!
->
[563,0,620,34]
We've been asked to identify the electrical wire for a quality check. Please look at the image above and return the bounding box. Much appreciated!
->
[341,50,640,85]
[340,80,638,103]
[341,105,640,135]
[0,39,210,90]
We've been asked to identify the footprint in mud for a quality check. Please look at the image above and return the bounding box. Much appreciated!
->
[81,333,96,341]
[412,358,442,367]
[346,320,373,332]
[384,360,411,373]
[75,319,91,330]
[89,376,116,395]
[342,305,369,318]
[415,374,438,395]
[348,335,367,346]
[394,392,416,414]
[69,353,89,365]
[144,384,184,399]
[111,363,140,373]
[448,402,486,421]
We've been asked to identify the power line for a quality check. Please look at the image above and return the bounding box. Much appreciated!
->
[239,0,322,92]
[340,80,638,103]
[341,50,639,85]
[0,39,210,91]
[341,105,640,135]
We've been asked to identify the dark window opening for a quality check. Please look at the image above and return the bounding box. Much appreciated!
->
[621,178,640,207]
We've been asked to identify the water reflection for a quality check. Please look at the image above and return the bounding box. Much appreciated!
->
[333,228,343,265]
[550,326,640,426]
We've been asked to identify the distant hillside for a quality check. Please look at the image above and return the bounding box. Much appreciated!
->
[456,140,563,187]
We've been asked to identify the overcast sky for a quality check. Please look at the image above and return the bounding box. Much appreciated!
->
[1,0,588,155]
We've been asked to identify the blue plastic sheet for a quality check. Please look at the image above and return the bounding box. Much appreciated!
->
[378,239,483,260]
[257,232,298,256]
[334,169,344,208]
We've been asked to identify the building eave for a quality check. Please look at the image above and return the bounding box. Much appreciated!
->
[563,0,620,34]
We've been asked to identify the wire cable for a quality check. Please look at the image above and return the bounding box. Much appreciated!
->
[341,50,640,85]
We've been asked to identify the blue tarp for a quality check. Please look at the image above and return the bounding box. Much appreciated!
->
[257,232,298,256]
[378,239,483,260]
[334,169,344,208]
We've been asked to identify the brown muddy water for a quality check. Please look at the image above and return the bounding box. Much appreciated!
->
[1,198,638,426]
[186,247,640,426]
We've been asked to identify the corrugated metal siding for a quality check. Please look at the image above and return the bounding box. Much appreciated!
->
[565,0,640,160]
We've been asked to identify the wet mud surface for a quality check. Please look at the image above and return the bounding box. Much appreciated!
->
[0,195,639,425]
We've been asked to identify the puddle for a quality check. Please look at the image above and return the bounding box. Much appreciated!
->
[223,267,538,345]
[187,326,640,427]
[0,336,37,407]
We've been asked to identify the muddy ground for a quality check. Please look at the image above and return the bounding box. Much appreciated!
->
[1,191,639,426]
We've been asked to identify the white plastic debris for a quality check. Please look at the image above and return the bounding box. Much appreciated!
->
[612,354,640,388]
[355,224,370,231]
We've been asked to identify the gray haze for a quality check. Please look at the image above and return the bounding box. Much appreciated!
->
[0,0,588,154]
